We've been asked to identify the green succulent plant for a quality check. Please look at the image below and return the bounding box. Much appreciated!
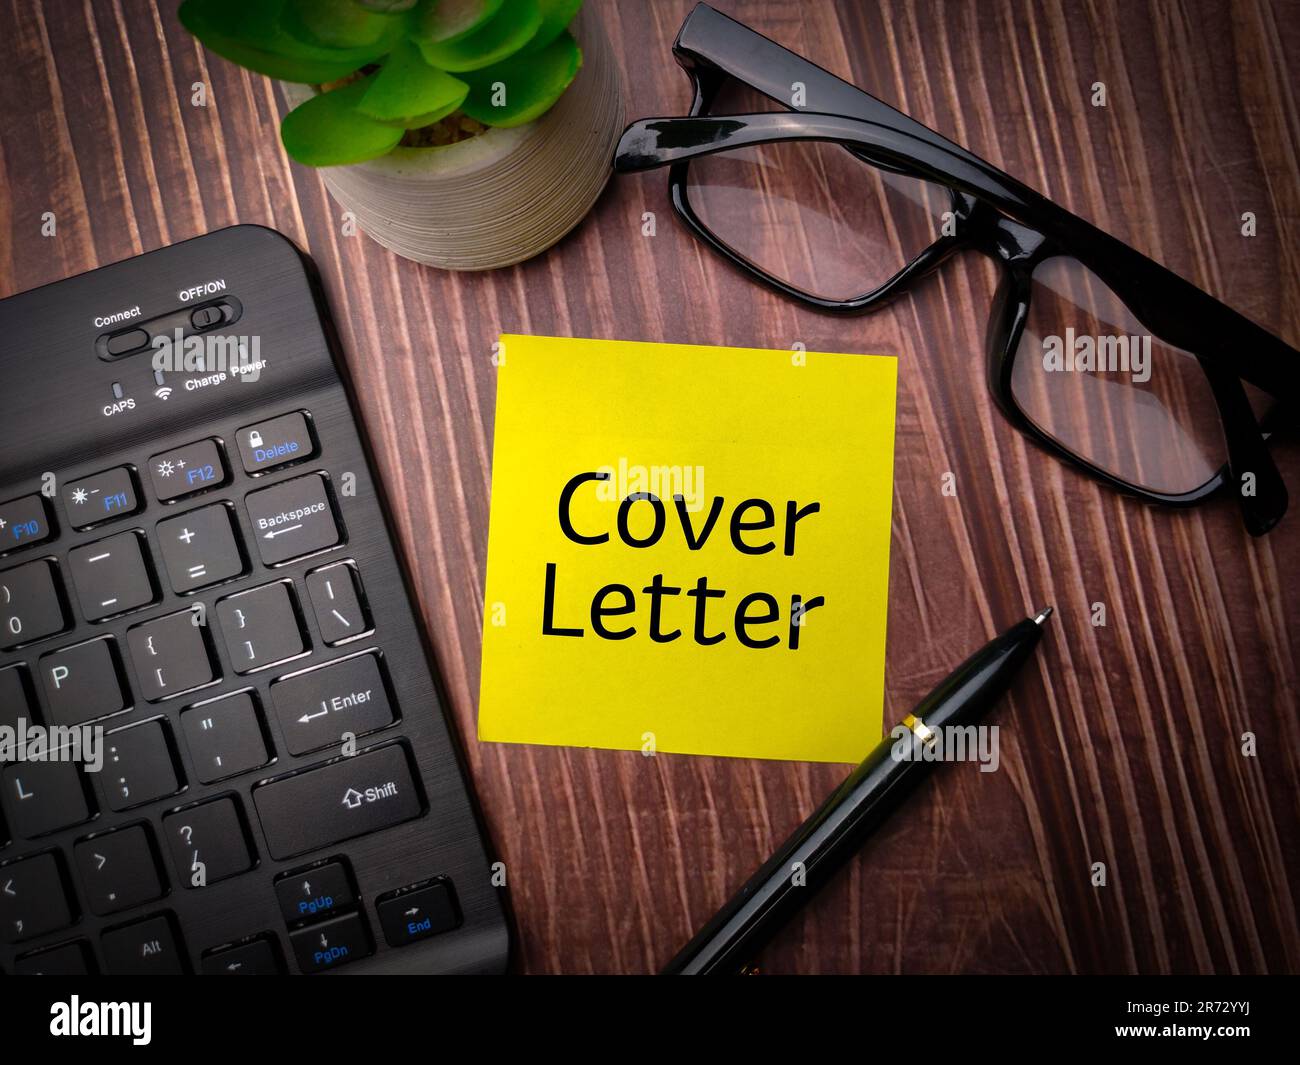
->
[179,0,584,166]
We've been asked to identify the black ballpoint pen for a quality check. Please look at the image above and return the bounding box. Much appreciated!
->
[662,607,1054,975]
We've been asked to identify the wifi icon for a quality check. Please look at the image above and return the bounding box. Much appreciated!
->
[154,386,173,401]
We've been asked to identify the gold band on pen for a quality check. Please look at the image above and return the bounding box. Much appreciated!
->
[902,713,937,747]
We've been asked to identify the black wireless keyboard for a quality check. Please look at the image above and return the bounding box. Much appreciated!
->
[0,225,510,974]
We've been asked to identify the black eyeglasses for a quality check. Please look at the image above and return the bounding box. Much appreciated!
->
[612,3,1296,536]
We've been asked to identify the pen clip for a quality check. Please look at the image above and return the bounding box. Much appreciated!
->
[902,713,938,748]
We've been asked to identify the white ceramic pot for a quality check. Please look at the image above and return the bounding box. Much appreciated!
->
[280,8,623,270]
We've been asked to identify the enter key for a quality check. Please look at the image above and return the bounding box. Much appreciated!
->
[270,653,395,756]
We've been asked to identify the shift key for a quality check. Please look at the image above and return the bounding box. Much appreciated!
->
[253,744,422,860]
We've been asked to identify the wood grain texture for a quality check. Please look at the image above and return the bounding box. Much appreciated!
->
[0,0,1295,974]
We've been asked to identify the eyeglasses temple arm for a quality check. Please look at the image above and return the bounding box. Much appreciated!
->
[673,3,988,172]
[1200,361,1289,535]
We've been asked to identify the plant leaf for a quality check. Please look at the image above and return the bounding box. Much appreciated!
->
[410,0,506,45]
[358,38,469,124]
[179,0,371,82]
[520,0,582,54]
[458,29,580,127]
[412,0,542,72]
[180,0,367,82]
[281,78,405,165]
[280,0,402,52]
[375,106,465,129]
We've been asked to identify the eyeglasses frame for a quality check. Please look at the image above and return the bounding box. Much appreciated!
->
[613,3,1296,535]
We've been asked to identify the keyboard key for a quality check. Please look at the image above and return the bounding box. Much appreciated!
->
[104,327,149,357]
[0,664,38,730]
[237,411,315,474]
[63,467,140,529]
[376,880,460,947]
[74,824,165,915]
[14,939,94,974]
[102,913,187,974]
[149,438,226,502]
[253,743,421,860]
[217,581,306,673]
[290,910,371,973]
[270,653,394,756]
[127,608,217,701]
[1,760,91,838]
[39,636,128,726]
[163,796,255,889]
[306,563,370,645]
[201,936,283,974]
[102,720,182,811]
[156,504,244,593]
[0,852,74,943]
[180,692,270,784]
[0,559,67,650]
[246,473,341,566]
[68,531,155,620]
[275,859,356,924]
[0,494,53,554]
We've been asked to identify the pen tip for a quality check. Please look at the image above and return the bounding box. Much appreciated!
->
[1032,606,1054,625]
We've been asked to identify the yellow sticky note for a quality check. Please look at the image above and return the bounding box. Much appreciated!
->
[479,335,897,763]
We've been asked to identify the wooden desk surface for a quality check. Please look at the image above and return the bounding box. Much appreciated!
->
[1,0,1295,974]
